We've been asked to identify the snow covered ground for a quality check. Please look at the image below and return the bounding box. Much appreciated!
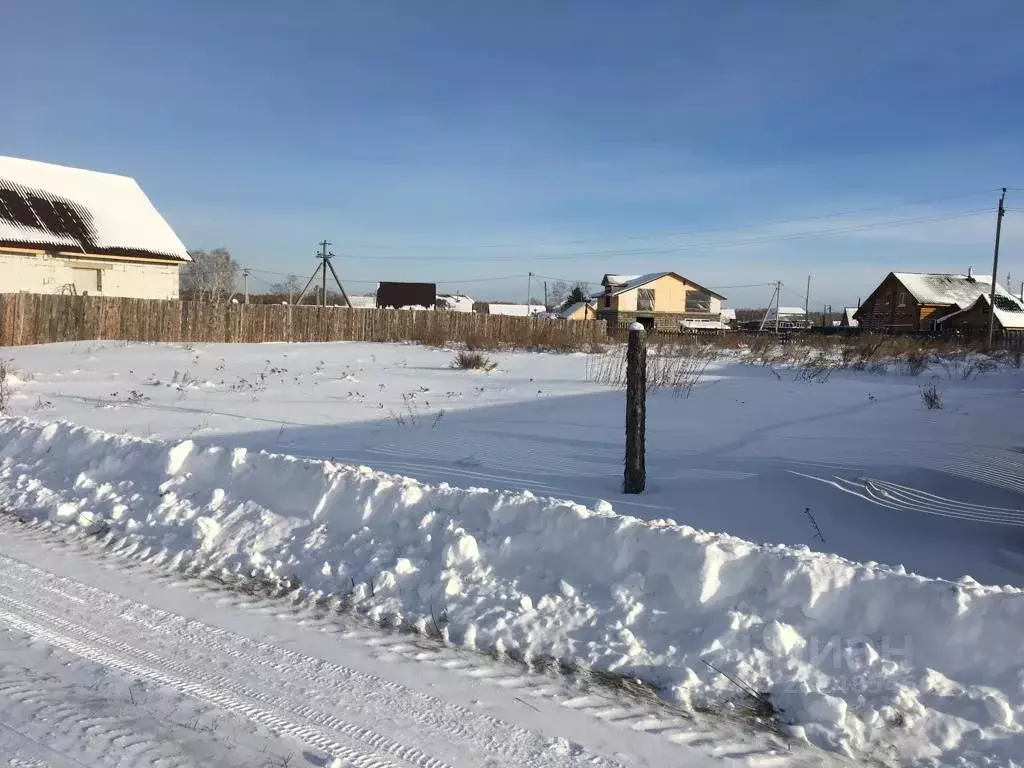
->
[5,340,1024,585]
[2,340,1024,765]
[0,513,826,767]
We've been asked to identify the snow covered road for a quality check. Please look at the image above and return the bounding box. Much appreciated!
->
[0,517,826,768]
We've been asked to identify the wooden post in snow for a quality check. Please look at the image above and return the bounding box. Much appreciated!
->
[624,321,647,494]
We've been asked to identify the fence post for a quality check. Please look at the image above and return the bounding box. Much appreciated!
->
[624,321,647,494]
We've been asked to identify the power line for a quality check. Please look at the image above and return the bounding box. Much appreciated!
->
[706,282,778,290]
[332,189,1001,250]
[337,208,994,262]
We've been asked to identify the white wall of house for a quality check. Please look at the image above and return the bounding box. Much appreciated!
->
[0,251,181,299]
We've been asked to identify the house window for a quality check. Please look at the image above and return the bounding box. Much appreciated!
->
[637,288,655,312]
[897,291,907,308]
[604,295,611,308]
[685,290,711,313]
[72,267,102,295]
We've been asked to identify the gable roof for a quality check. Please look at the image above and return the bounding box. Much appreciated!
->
[601,274,641,286]
[937,293,1024,330]
[603,271,727,300]
[0,156,190,262]
[842,308,859,327]
[891,271,1011,307]
[557,300,595,319]
[763,306,807,320]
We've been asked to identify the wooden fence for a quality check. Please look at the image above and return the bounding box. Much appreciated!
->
[0,293,607,349]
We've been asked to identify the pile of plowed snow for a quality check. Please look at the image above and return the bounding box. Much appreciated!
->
[1,416,1022,765]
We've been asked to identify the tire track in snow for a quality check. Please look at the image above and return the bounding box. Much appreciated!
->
[0,516,835,767]
[0,595,439,768]
[0,654,197,768]
[791,472,1024,526]
[10,525,701,743]
[0,556,616,768]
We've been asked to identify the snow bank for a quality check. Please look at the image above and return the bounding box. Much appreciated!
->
[2,417,1023,765]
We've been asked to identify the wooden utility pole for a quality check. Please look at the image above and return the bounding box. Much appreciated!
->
[758,282,781,332]
[242,268,250,304]
[804,275,811,328]
[624,321,647,494]
[774,280,782,334]
[987,188,1008,349]
[527,272,534,308]
[320,240,329,306]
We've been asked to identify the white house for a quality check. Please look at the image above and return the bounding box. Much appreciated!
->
[346,295,378,309]
[761,306,809,329]
[437,294,475,312]
[0,156,190,299]
[475,303,546,316]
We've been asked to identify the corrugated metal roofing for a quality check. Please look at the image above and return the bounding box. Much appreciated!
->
[0,156,189,261]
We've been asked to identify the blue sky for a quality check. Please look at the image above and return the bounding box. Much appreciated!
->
[5,1,1024,308]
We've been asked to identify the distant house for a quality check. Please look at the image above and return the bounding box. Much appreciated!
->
[596,272,726,330]
[436,294,474,312]
[558,301,597,321]
[347,295,377,309]
[855,271,1012,332]
[473,302,546,316]
[0,156,190,299]
[759,306,809,330]
[376,281,437,309]
[935,292,1024,334]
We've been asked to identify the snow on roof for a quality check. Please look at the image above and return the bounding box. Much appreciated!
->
[892,272,1010,307]
[486,303,546,316]
[602,274,641,286]
[720,308,737,321]
[607,272,672,296]
[437,294,475,312]
[939,293,1024,330]
[680,319,730,330]
[843,308,859,327]
[557,301,594,319]
[764,306,806,319]
[346,295,377,309]
[0,156,189,261]
[602,271,727,300]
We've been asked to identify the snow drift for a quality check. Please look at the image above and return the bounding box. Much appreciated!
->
[1,416,1023,765]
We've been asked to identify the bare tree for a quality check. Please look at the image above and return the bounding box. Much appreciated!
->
[180,248,239,302]
[548,281,570,311]
[271,274,301,297]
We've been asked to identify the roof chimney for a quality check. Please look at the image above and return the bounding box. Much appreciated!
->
[857,297,861,308]
[1019,281,1023,303]
[967,266,974,280]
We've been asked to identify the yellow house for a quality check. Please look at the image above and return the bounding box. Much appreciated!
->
[596,272,726,330]
[557,300,598,321]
